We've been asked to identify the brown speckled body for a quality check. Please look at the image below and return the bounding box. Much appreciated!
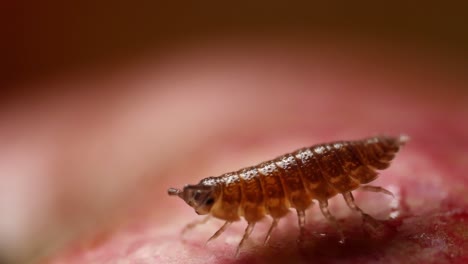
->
[168,135,407,256]
[203,136,402,222]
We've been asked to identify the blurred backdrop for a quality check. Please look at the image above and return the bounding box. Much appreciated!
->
[3,1,468,88]
[1,1,468,264]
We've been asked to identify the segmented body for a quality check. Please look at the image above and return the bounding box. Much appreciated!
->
[201,135,403,222]
[168,135,408,256]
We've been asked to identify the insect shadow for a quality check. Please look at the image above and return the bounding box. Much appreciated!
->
[223,217,400,264]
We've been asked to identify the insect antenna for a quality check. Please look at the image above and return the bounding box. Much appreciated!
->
[168,188,182,197]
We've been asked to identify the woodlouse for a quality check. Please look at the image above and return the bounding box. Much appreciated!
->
[168,135,408,256]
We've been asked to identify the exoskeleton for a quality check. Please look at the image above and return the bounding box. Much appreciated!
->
[168,135,408,256]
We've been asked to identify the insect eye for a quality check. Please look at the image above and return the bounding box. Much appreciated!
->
[204,197,215,206]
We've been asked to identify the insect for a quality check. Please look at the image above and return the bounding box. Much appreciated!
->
[168,135,408,256]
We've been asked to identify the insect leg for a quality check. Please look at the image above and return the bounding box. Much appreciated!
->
[235,222,256,257]
[263,218,279,245]
[296,209,306,243]
[359,185,394,198]
[181,215,211,239]
[319,200,345,243]
[343,191,391,237]
[206,221,232,245]
[342,192,365,215]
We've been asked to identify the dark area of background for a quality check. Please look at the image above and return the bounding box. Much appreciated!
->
[2,1,468,94]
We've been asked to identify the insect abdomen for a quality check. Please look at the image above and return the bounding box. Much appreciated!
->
[212,135,405,221]
[298,136,404,196]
